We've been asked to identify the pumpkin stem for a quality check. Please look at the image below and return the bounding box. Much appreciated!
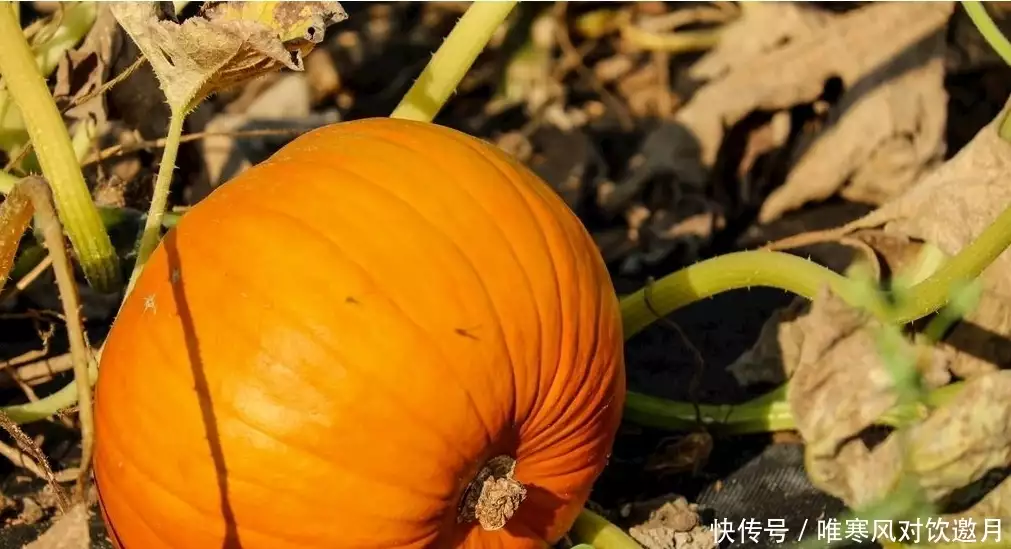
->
[458,455,526,531]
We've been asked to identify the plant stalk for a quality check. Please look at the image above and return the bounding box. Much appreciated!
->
[962,1,1011,141]
[17,176,95,499]
[0,2,119,292]
[570,508,642,549]
[125,108,186,297]
[391,0,517,122]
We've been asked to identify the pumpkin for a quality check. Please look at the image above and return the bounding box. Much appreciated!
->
[93,117,626,548]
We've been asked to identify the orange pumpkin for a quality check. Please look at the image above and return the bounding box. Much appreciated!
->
[93,117,626,548]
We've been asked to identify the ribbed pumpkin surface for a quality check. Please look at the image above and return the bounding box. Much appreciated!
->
[93,118,625,548]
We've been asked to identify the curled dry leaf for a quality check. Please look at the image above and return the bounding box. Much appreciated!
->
[665,2,954,213]
[53,4,124,128]
[687,2,832,82]
[753,289,1011,525]
[110,1,348,112]
[783,290,946,456]
[828,96,1011,381]
[816,370,1011,519]
[759,24,948,222]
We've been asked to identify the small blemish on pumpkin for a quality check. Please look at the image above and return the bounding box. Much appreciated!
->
[454,327,479,340]
[142,295,157,314]
[345,296,359,305]
[170,269,181,283]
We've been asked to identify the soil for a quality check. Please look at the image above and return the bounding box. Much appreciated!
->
[3,1,1011,548]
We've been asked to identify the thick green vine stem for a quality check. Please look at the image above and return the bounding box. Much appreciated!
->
[962,2,1011,141]
[620,188,1011,430]
[0,3,120,292]
[391,1,517,122]
[623,379,966,434]
[570,508,642,549]
[622,199,1011,341]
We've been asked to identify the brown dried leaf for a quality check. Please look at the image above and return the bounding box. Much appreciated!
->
[740,291,1011,516]
[830,98,1011,381]
[687,3,832,82]
[666,2,954,189]
[23,503,89,549]
[819,371,1011,510]
[110,1,347,112]
[758,29,948,222]
[53,4,124,127]
[730,289,947,504]
[784,289,905,452]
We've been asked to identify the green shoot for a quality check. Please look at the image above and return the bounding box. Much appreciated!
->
[0,2,120,292]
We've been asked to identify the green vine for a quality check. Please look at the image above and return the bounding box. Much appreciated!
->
[391,1,518,122]
[570,509,642,549]
[0,2,120,292]
[963,2,1011,141]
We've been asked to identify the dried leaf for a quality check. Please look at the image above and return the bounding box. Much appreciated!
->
[53,4,124,128]
[110,1,347,112]
[785,289,905,454]
[820,371,1011,512]
[687,3,832,82]
[740,292,1011,522]
[664,3,954,192]
[826,97,1011,381]
[23,503,89,549]
[758,28,948,222]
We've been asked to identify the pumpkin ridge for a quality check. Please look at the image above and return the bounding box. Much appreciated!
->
[514,386,620,472]
[278,134,545,428]
[173,212,490,472]
[94,461,175,549]
[438,132,622,489]
[437,129,604,446]
[346,125,570,433]
[96,434,246,543]
[217,192,508,450]
[103,282,452,545]
[388,126,623,534]
[418,128,621,491]
[110,234,468,543]
[240,156,528,433]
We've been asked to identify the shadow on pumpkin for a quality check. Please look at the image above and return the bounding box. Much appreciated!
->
[164,232,242,549]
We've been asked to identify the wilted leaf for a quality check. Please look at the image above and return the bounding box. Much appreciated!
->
[662,2,954,206]
[813,97,1011,381]
[758,27,948,222]
[687,3,832,82]
[824,370,1011,513]
[785,290,929,452]
[52,4,124,128]
[23,503,89,549]
[110,1,347,112]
